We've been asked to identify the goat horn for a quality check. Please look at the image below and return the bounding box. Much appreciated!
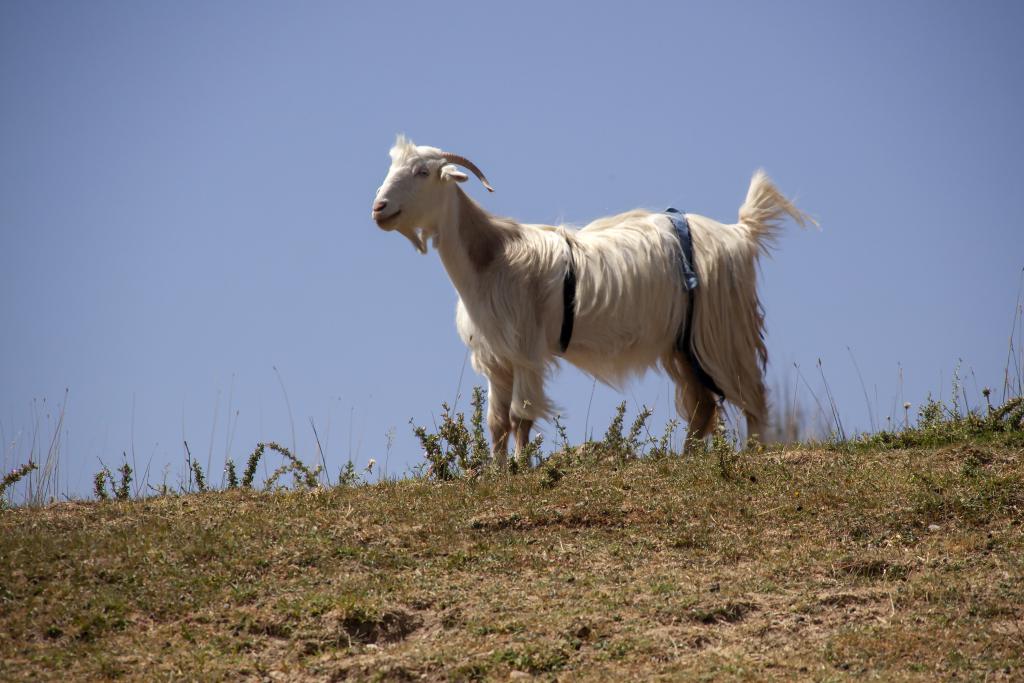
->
[440,152,495,192]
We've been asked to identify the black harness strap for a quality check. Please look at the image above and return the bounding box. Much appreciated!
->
[557,213,724,402]
[558,237,577,353]
[665,208,725,399]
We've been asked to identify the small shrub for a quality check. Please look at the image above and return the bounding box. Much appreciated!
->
[626,405,653,457]
[602,401,628,456]
[412,390,492,480]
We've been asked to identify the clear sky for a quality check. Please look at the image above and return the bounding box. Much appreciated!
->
[2,1,1022,496]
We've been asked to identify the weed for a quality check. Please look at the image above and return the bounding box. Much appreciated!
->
[990,396,1024,429]
[852,395,1024,453]
[90,459,127,501]
[511,434,544,473]
[0,461,37,510]
[709,421,740,480]
[189,459,207,494]
[225,460,238,489]
[625,405,653,457]
[951,360,964,420]
[541,461,565,488]
[115,462,133,501]
[93,469,110,501]
[338,461,358,487]
[242,442,263,488]
[239,441,321,490]
[309,417,332,487]
[492,643,569,674]
[259,442,321,490]
[649,419,679,458]
[468,387,490,470]
[553,414,572,453]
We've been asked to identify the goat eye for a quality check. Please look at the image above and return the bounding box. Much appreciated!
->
[416,168,429,177]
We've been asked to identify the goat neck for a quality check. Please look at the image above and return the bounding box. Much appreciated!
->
[434,186,520,294]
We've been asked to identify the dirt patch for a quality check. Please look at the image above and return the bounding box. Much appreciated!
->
[688,600,757,625]
[468,506,624,532]
[336,609,421,645]
[816,590,884,608]
[246,619,293,639]
[834,558,910,580]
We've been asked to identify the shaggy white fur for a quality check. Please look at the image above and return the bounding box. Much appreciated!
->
[372,136,813,465]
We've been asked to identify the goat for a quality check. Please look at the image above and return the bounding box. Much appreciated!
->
[372,135,812,467]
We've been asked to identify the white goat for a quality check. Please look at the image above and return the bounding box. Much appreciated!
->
[372,135,812,466]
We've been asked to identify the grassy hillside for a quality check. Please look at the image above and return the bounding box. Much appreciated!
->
[2,403,1023,681]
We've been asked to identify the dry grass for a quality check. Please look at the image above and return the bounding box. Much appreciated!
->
[1,434,1022,681]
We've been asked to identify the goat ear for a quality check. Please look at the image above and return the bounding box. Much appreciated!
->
[440,164,469,184]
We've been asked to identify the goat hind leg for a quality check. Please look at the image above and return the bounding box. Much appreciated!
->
[684,391,718,453]
[667,353,719,453]
[741,375,768,448]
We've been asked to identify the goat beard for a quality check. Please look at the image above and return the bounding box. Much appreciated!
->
[397,225,428,254]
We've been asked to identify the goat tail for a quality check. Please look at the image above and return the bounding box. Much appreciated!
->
[737,170,816,255]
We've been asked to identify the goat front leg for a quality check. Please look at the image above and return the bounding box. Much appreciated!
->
[510,366,549,469]
[510,415,535,468]
[485,367,514,470]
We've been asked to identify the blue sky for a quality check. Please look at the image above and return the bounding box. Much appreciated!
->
[2,1,1022,496]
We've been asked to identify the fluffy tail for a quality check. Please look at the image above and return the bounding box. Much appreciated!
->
[737,169,816,255]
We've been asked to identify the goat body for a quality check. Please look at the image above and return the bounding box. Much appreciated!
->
[372,137,812,465]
